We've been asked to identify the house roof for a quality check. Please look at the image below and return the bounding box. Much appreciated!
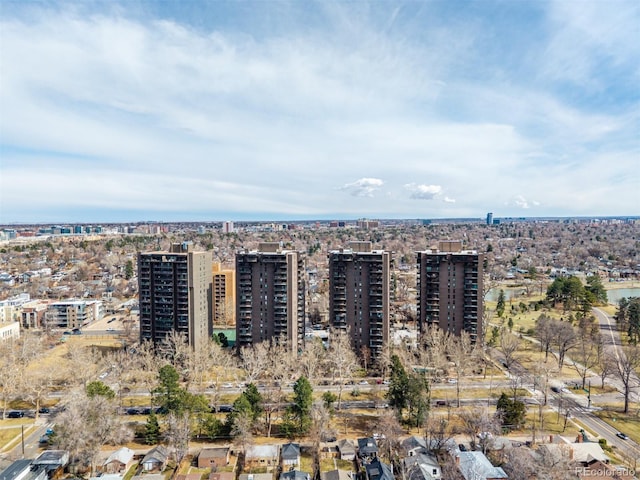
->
[337,439,355,453]
[104,447,135,466]
[281,443,300,460]
[239,474,273,480]
[358,438,378,455]
[0,459,34,480]
[457,452,508,480]
[401,436,427,453]
[142,445,169,464]
[246,445,279,459]
[280,471,311,480]
[322,470,352,480]
[364,459,393,480]
[209,473,235,480]
[33,450,69,467]
[403,454,440,480]
[199,447,230,459]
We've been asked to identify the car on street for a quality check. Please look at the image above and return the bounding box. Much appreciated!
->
[7,410,24,418]
[38,407,50,414]
[358,380,369,385]
[616,432,629,440]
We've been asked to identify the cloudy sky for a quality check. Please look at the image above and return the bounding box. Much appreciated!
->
[1,0,638,223]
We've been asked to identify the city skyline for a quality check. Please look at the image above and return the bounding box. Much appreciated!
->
[1,1,638,224]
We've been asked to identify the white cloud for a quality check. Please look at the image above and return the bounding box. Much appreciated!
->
[507,195,539,210]
[404,183,442,200]
[340,178,384,197]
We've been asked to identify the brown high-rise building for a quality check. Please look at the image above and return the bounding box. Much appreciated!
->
[212,262,235,326]
[329,241,390,361]
[416,241,483,343]
[235,242,305,351]
[138,243,213,352]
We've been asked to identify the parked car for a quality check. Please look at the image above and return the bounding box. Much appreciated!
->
[71,328,82,335]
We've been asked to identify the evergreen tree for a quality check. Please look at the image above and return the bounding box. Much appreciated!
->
[387,355,409,415]
[281,376,314,436]
[86,381,115,400]
[144,411,160,445]
[496,290,506,318]
[496,392,525,430]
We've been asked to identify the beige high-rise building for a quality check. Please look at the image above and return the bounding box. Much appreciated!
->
[235,242,305,351]
[212,262,235,325]
[138,243,213,352]
[416,241,483,344]
[329,241,390,361]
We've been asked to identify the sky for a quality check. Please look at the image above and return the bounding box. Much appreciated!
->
[0,0,638,223]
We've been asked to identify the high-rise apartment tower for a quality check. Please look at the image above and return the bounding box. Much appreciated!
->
[212,262,235,325]
[328,241,390,361]
[235,243,305,351]
[416,241,483,343]
[138,243,213,352]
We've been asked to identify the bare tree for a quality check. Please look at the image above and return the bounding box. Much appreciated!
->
[240,343,270,384]
[498,329,520,370]
[164,412,191,465]
[458,407,500,454]
[423,415,456,453]
[535,314,555,360]
[610,345,640,414]
[448,332,476,408]
[231,409,254,454]
[571,330,600,389]
[554,321,576,369]
[55,389,133,474]
[326,328,359,410]
[298,337,326,383]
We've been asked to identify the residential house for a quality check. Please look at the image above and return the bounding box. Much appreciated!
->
[321,470,352,480]
[281,443,301,470]
[357,438,378,463]
[175,474,201,480]
[455,451,508,480]
[0,459,47,480]
[538,437,609,467]
[103,447,135,474]
[245,445,279,472]
[239,474,273,480]
[401,436,427,457]
[141,445,169,472]
[364,459,393,480]
[198,447,230,469]
[280,471,311,480]
[402,453,442,480]
[209,473,235,480]
[337,440,356,461]
[32,450,70,478]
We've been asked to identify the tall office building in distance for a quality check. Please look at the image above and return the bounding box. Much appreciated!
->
[138,243,213,352]
[329,241,390,361]
[416,241,483,344]
[486,212,493,225]
[212,262,235,325]
[235,243,305,351]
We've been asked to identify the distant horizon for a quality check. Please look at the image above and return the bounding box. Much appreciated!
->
[2,214,639,228]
